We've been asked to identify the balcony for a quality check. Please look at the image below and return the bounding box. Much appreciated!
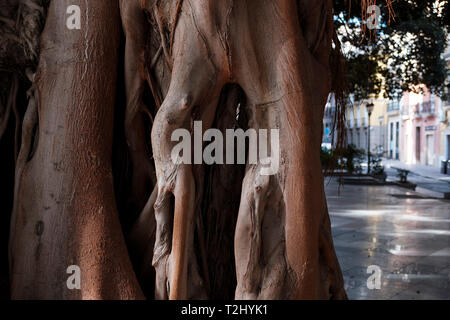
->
[420,101,435,114]
[410,101,435,117]
[387,101,400,113]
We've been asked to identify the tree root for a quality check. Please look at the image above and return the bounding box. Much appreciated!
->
[9,74,37,270]
[0,75,17,141]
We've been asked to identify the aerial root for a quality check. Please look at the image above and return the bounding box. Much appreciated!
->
[9,75,20,161]
[16,79,37,168]
[169,0,184,56]
[153,3,173,71]
[0,75,16,141]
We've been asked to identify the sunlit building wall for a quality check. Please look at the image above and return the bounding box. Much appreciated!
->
[438,43,450,164]
[400,89,442,167]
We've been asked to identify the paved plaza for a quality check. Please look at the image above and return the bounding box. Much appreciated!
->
[326,178,450,299]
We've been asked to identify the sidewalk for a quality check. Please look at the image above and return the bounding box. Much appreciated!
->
[383,159,450,182]
[325,178,450,300]
[382,159,450,199]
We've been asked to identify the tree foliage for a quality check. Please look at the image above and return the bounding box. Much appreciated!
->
[335,0,449,100]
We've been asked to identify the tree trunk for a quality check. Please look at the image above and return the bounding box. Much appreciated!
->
[5,0,346,300]
[9,0,143,299]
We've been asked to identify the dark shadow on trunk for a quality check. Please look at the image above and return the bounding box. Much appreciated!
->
[200,84,248,300]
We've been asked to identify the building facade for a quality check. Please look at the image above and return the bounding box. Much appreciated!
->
[344,97,387,156]
[399,90,441,166]
[323,37,450,168]
[438,45,450,165]
[322,96,387,156]
[398,40,450,168]
[386,100,401,160]
[322,91,449,168]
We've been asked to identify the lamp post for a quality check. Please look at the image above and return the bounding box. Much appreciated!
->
[366,102,374,174]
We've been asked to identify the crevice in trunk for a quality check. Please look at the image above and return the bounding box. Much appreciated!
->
[200,83,248,300]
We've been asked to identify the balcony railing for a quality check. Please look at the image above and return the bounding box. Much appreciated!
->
[409,102,435,117]
[420,101,435,114]
[387,101,400,112]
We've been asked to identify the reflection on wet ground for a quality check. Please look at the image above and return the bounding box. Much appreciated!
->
[325,178,450,300]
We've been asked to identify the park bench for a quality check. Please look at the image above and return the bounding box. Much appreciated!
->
[392,166,410,183]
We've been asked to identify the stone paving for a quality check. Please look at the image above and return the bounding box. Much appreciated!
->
[383,159,450,183]
[382,159,450,199]
[325,178,450,299]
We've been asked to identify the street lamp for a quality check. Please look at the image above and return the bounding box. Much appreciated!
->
[366,102,375,174]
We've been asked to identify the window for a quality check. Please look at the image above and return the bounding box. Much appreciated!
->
[389,122,394,158]
[395,122,399,159]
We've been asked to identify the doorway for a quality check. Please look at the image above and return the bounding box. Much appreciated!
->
[415,127,421,163]
[447,135,450,160]
[425,134,434,166]
[395,122,399,159]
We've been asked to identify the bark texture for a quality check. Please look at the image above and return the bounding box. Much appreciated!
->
[3,0,346,300]
[9,0,143,299]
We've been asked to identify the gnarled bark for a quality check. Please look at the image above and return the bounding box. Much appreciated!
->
[138,0,346,299]
[6,0,346,300]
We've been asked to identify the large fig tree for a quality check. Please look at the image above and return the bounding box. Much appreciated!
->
[1,0,447,300]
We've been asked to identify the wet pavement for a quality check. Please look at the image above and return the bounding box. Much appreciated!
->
[325,178,450,299]
[383,159,450,183]
[383,159,450,199]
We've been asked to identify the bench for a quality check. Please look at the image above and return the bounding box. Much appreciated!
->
[392,166,410,183]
